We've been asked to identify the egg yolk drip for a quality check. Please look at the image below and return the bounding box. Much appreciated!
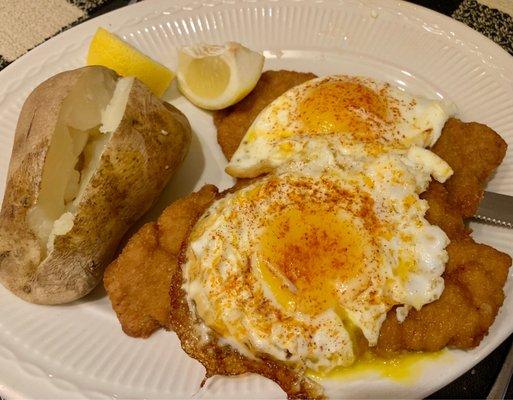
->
[258,208,365,316]
[308,350,448,383]
[298,80,389,140]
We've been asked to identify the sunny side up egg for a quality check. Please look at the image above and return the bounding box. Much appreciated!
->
[183,159,452,371]
[182,75,456,373]
[226,75,456,178]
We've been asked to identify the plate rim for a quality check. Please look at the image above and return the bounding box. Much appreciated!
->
[0,0,512,399]
[1,0,513,82]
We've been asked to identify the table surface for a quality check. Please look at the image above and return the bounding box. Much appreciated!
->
[2,0,512,399]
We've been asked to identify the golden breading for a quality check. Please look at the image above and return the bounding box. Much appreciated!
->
[374,118,511,355]
[214,70,317,160]
[376,239,511,354]
[103,185,218,337]
[431,118,507,217]
[420,181,469,240]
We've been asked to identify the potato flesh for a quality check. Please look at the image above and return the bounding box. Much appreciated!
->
[101,77,133,134]
[26,70,133,254]
[63,69,114,131]
[27,123,84,246]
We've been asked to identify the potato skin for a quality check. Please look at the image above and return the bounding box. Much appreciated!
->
[0,66,191,304]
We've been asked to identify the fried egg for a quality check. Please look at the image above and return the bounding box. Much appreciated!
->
[183,151,451,372]
[226,75,456,178]
[183,74,456,373]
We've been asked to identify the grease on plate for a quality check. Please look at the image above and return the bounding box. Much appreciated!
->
[308,349,449,383]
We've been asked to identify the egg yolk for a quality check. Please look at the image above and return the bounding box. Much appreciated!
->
[258,208,365,316]
[308,350,448,382]
[298,80,389,139]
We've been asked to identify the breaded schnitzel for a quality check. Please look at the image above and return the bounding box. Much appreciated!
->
[376,239,511,354]
[103,180,257,338]
[104,185,218,337]
[213,76,511,355]
[431,118,508,217]
[374,119,510,355]
[104,70,511,398]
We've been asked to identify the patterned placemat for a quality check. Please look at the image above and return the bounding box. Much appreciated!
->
[0,0,112,70]
[454,0,513,55]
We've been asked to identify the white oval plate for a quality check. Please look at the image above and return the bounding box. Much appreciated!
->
[0,0,512,399]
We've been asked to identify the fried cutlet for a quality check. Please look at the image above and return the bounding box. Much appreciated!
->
[104,71,511,397]
[103,185,218,338]
[376,239,511,354]
[420,181,469,240]
[374,119,511,355]
[214,70,317,160]
[431,118,508,217]
[213,76,511,354]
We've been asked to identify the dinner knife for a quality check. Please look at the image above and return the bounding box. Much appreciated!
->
[474,191,513,229]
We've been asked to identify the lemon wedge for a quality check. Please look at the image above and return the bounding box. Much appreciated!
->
[87,28,174,97]
[177,42,264,110]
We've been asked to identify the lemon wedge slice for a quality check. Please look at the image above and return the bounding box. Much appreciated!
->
[87,28,174,97]
[177,42,264,110]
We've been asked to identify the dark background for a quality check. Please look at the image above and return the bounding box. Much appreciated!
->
[1,0,511,399]
[90,0,466,20]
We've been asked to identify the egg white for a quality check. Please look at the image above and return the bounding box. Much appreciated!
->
[183,151,450,372]
[226,75,456,178]
[183,73,456,373]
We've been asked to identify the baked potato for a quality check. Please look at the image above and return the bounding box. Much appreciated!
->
[0,66,191,304]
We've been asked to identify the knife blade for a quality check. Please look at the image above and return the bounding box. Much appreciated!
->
[474,191,513,229]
